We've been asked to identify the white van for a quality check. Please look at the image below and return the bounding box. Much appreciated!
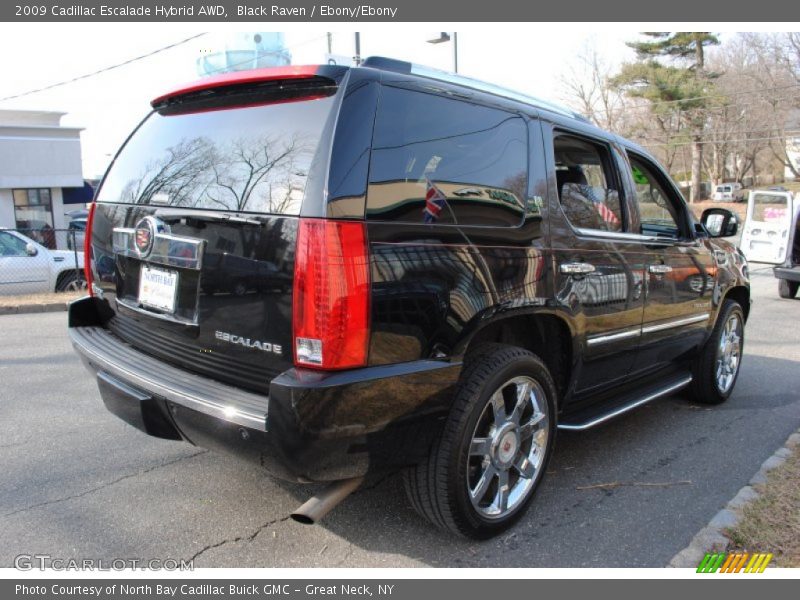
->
[711,183,742,202]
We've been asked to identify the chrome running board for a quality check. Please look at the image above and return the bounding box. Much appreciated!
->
[558,375,693,431]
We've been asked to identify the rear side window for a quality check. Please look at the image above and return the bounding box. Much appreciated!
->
[553,134,623,233]
[366,86,527,227]
[96,93,337,215]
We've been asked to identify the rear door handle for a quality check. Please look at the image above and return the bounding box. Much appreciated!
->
[648,264,673,274]
[560,262,596,275]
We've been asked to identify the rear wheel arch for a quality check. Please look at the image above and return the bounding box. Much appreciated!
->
[55,269,86,292]
[460,312,574,404]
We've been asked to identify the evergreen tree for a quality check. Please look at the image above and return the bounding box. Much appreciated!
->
[613,33,720,202]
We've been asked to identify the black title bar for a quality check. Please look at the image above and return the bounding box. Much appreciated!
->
[2,0,794,21]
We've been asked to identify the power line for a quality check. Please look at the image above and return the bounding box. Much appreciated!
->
[572,83,800,116]
[644,134,800,147]
[0,33,329,105]
[637,127,800,142]
[0,33,208,102]
[620,81,800,109]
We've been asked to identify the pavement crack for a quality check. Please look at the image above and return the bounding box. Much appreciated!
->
[1,450,208,519]
[334,542,355,567]
[188,514,291,563]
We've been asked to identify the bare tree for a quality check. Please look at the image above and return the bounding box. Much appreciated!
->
[560,41,628,133]
[207,134,302,212]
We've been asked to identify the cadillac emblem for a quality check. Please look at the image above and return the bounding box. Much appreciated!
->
[134,216,166,257]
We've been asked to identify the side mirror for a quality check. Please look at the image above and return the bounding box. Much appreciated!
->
[701,208,739,238]
[25,242,38,257]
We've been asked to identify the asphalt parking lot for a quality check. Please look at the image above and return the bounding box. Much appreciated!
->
[1,268,798,568]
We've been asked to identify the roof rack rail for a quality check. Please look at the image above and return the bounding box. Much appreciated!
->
[361,56,589,122]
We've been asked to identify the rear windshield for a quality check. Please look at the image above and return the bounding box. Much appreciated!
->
[96,94,336,215]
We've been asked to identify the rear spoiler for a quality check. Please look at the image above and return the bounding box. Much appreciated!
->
[150,64,349,109]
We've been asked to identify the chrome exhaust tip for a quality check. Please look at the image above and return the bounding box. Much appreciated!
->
[290,476,364,525]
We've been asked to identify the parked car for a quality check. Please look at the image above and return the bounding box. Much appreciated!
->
[69,58,750,538]
[0,228,85,295]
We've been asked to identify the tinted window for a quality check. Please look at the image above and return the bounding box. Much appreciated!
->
[367,86,527,227]
[628,154,683,238]
[96,95,337,215]
[553,135,623,232]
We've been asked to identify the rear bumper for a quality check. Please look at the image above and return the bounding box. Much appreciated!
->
[774,266,800,282]
[68,297,460,482]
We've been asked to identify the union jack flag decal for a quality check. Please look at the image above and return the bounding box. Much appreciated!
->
[422,178,447,224]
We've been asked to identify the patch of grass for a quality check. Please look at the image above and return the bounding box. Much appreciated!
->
[725,443,800,567]
[0,291,82,308]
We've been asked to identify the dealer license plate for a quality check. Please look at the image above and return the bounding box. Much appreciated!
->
[138,265,178,313]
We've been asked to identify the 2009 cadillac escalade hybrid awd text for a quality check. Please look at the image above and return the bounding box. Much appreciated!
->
[69,58,750,538]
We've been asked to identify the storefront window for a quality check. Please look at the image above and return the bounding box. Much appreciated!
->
[13,188,55,248]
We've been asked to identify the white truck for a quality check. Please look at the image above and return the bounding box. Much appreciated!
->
[738,189,800,298]
[0,229,85,295]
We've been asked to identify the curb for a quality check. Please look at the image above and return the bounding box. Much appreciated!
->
[669,428,800,567]
[0,302,69,316]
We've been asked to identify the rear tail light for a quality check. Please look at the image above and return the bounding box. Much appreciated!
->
[84,202,96,297]
[292,219,370,370]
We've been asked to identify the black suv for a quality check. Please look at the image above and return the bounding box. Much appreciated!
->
[69,58,750,538]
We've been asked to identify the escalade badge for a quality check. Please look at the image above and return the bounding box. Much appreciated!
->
[215,330,282,355]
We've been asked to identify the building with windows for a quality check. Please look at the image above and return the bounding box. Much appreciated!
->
[0,109,86,248]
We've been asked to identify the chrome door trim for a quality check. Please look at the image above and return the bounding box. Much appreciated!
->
[574,227,672,244]
[586,327,641,346]
[641,313,710,335]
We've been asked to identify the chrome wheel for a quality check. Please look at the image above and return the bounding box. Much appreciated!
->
[467,376,549,519]
[715,313,742,394]
[65,278,87,292]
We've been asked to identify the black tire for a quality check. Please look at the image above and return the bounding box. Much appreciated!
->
[56,271,87,293]
[778,279,798,299]
[403,344,557,539]
[689,299,745,405]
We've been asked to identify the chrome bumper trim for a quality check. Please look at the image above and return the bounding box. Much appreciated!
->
[70,326,268,431]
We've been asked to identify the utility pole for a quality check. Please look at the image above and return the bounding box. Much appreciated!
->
[326,32,332,55]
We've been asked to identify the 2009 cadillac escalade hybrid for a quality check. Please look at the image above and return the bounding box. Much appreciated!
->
[69,57,750,538]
